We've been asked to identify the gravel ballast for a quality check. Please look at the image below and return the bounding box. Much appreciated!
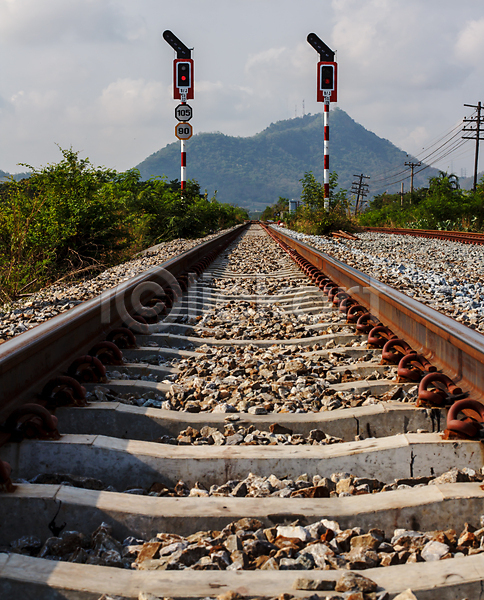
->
[7,509,484,574]
[274,227,484,333]
[0,229,237,345]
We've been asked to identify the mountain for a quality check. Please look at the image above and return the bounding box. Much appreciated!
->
[459,172,484,190]
[0,170,31,182]
[137,109,445,211]
[137,109,443,211]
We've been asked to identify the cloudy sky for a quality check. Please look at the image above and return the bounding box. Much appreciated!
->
[0,0,483,178]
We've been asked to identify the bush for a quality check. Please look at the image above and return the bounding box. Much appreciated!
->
[0,148,248,301]
[358,172,484,231]
[284,171,357,235]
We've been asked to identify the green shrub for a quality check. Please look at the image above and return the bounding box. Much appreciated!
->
[283,171,357,235]
[359,172,484,231]
[0,148,248,301]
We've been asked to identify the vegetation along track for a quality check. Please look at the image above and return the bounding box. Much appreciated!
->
[1,223,484,599]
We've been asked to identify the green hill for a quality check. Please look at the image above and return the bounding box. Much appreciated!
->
[137,109,438,210]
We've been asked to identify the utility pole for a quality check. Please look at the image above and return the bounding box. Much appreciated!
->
[404,160,421,196]
[463,102,484,191]
[350,173,370,215]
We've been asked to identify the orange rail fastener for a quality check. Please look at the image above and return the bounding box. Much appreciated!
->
[418,373,463,407]
[444,399,484,439]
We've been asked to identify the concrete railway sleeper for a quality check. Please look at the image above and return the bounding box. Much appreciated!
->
[1,224,484,599]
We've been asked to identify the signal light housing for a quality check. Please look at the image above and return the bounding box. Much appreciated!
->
[177,62,190,87]
[173,58,194,100]
[317,61,337,103]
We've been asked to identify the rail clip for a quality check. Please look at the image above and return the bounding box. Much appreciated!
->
[2,403,60,441]
[367,326,397,348]
[67,355,106,383]
[417,373,463,407]
[42,375,87,407]
[0,460,14,493]
[381,338,414,365]
[443,399,484,440]
[397,353,437,382]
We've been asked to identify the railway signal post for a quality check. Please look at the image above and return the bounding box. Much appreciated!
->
[307,33,337,211]
[163,30,194,194]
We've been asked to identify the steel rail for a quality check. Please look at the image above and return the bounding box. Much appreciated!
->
[0,224,248,422]
[270,226,484,401]
[363,227,484,245]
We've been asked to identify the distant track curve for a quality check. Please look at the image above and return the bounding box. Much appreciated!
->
[363,227,484,245]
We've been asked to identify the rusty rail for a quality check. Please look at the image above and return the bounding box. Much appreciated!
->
[0,224,248,422]
[269,226,484,402]
[363,227,484,245]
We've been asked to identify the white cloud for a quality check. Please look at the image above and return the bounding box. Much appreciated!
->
[332,0,460,92]
[329,0,478,169]
[0,0,482,176]
[0,92,13,115]
[245,47,286,72]
[10,88,60,111]
[242,43,314,113]
[456,18,484,64]
[97,78,168,125]
[0,0,144,44]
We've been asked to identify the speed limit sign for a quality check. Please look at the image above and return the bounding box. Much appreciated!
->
[175,103,193,122]
[175,122,193,140]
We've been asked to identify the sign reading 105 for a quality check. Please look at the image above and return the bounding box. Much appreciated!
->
[175,122,193,140]
[175,103,193,122]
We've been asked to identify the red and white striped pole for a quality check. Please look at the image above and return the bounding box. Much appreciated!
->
[323,96,330,210]
[163,31,194,197]
[180,137,186,192]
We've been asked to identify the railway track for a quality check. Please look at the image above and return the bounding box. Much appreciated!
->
[1,223,484,599]
[363,227,484,245]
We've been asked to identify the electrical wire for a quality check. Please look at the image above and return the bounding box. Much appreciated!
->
[370,118,466,182]
[371,141,472,193]
[370,108,480,188]
[417,129,464,164]
[372,126,472,190]
[372,127,464,186]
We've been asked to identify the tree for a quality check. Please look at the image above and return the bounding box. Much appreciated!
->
[299,171,349,212]
[260,197,289,221]
[0,148,248,300]
[358,171,484,231]
[284,171,355,235]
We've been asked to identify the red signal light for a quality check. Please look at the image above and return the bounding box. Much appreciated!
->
[173,58,194,100]
[320,65,334,90]
[176,62,191,87]
[317,61,337,102]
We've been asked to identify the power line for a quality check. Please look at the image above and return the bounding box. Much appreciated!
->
[372,132,470,190]
[361,107,483,195]
[371,118,468,188]
[371,166,411,185]
[417,128,464,165]
[423,139,469,168]
[415,120,465,158]
[372,141,469,193]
